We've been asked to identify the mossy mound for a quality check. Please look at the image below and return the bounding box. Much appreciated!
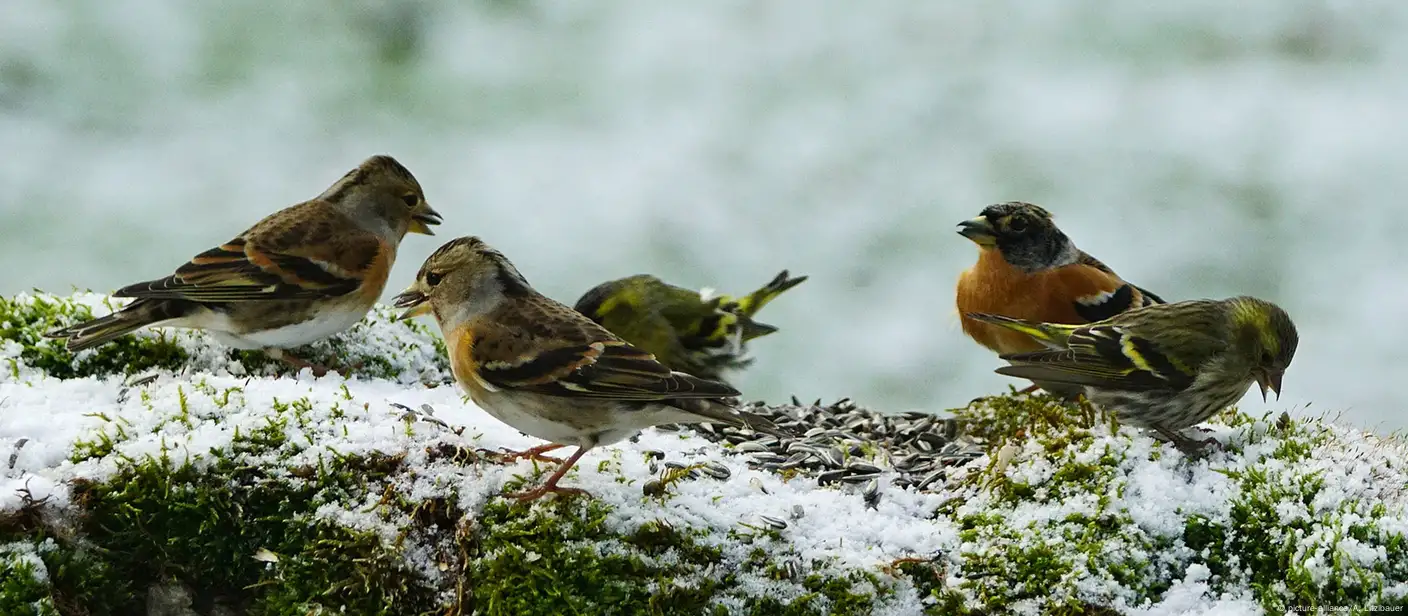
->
[0,375,909,615]
[915,395,1408,614]
[2,292,1407,615]
[1,292,450,384]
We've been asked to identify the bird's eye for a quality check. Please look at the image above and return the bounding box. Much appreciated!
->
[1007,217,1028,232]
[401,193,419,208]
[425,271,444,287]
[1261,351,1275,364]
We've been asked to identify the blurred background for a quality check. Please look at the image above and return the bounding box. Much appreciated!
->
[2,0,1406,430]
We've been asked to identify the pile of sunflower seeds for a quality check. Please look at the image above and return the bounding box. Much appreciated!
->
[652,397,987,499]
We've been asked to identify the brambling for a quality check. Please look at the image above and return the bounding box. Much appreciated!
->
[572,270,807,382]
[46,155,441,375]
[393,236,787,501]
[955,202,1165,396]
[966,296,1298,453]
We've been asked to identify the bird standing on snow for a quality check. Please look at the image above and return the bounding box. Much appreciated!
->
[955,202,1164,396]
[46,155,442,375]
[965,296,1298,453]
[573,270,807,383]
[394,236,786,501]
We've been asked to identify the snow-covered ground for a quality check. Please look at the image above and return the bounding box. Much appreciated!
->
[3,292,1406,614]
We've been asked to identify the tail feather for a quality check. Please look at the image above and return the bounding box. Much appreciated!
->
[674,399,788,439]
[962,312,1076,349]
[44,299,191,352]
[735,270,807,317]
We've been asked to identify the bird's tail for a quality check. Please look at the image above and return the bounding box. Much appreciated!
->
[733,270,807,318]
[963,312,1078,349]
[676,399,788,439]
[44,299,189,352]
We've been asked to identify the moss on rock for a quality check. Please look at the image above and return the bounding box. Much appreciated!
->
[3,292,1408,615]
[1,292,450,384]
[2,383,891,615]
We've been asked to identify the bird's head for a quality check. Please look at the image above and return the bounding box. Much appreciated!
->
[1227,297,1299,401]
[957,202,1078,273]
[394,236,532,326]
[321,154,442,238]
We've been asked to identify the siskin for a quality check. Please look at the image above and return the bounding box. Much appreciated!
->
[573,270,807,383]
[965,296,1298,453]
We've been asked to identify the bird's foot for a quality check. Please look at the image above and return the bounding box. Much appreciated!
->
[1153,426,1225,458]
[265,349,365,377]
[504,483,593,502]
[491,443,567,465]
[263,349,333,377]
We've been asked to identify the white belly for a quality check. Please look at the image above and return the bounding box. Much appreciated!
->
[470,390,596,446]
[466,387,689,448]
[187,308,368,350]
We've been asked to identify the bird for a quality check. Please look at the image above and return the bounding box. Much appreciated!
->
[45,155,442,375]
[955,201,1165,396]
[964,296,1298,453]
[393,236,787,501]
[572,270,807,382]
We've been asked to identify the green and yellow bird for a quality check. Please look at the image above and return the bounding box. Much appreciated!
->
[573,270,807,383]
[965,296,1298,453]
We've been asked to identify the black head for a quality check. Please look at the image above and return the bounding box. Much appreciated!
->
[957,202,1077,272]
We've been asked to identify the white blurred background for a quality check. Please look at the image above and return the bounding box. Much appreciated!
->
[3,1,1405,430]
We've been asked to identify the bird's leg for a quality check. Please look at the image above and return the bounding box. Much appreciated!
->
[263,348,332,377]
[504,446,593,502]
[1152,425,1224,457]
[1017,384,1041,395]
[264,348,368,377]
[491,443,568,464]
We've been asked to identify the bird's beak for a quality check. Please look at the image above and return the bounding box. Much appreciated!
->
[408,204,443,235]
[957,216,997,246]
[393,286,432,320]
[1254,368,1284,402]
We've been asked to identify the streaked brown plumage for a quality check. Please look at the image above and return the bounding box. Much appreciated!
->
[395,236,785,501]
[46,155,441,374]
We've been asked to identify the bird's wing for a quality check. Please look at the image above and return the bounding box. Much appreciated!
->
[1053,251,1163,322]
[996,323,1199,392]
[116,201,384,303]
[473,295,739,401]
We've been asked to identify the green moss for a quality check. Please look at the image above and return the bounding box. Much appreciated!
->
[5,388,892,615]
[466,487,884,615]
[909,394,1408,615]
[2,294,452,383]
[0,546,60,616]
[0,294,188,379]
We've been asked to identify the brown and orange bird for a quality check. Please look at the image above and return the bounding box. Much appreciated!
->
[955,202,1165,396]
[46,155,442,374]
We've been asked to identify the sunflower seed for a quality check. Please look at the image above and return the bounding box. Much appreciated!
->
[660,400,985,494]
[917,468,946,491]
[750,477,769,493]
[701,462,731,480]
[846,462,883,475]
[758,515,788,531]
[735,441,771,453]
[863,478,881,508]
[842,471,881,485]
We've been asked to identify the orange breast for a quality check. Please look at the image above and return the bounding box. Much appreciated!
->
[354,240,395,306]
[447,325,492,403]
[956,249,1124,355]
